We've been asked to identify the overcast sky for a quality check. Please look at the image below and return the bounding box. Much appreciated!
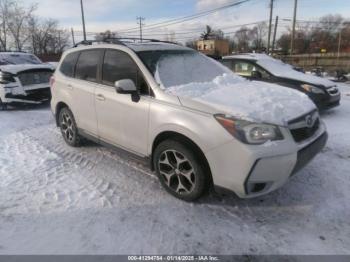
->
[22,0,350,41]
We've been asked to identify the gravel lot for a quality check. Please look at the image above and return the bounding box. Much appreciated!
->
[0,84,349,255]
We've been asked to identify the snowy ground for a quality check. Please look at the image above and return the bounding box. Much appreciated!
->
[0,84,349,255]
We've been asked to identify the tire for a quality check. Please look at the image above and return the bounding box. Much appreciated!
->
[58,107,81,147]
[0,98,7,111]
[153,140,209,201]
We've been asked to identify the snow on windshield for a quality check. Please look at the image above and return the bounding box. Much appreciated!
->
[138,50,233,89]
[165,73,316,126]
[0,53,42,65]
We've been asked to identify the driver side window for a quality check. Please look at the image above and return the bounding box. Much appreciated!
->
[233,60,270,80]
[102,49,150,95]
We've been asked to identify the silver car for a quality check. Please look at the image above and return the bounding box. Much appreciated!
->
[50,39,327,201]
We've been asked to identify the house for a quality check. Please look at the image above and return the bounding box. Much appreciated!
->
[196,39,230,57]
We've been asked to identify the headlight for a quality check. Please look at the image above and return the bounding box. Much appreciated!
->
[301,84,325,94]
[0,71,16,84]
[214,114,284,145]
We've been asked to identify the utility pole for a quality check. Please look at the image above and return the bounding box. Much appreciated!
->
[137,17,145,42]
[290,0,298,55]
[337,28,342,67]
[71,28,76,46]
[272,16,279,55]
[267,0,274,54]
[80,0,87,41]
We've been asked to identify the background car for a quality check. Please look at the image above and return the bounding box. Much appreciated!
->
[221,53,341,110]
[0,52,55,110]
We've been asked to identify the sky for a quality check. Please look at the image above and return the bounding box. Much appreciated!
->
[22,0,350,42]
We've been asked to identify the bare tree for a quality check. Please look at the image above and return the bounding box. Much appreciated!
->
[95,30,117,41]
[200,25,224,40]
[0,0,14,51]
[7,1,37,51]
[29,17,70,55]
[235,27,250,52]
[249,22,268,51]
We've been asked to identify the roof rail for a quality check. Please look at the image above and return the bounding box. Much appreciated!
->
[73,37,179,48]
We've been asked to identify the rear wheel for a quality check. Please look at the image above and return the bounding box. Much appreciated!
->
[154,140,209,201]
[58,107,81,147]
[0,98,7,110]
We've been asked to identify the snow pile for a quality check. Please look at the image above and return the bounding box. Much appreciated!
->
[164,73,316,126]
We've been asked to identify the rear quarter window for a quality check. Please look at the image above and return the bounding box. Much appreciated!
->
[60,52,80,77]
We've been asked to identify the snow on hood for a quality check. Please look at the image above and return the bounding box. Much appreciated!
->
[165,74,316,126]
[257,59,336,87]
[0,64,54,74]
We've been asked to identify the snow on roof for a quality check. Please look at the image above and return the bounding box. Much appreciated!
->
[126,42,190,52]
[222,53,273,61]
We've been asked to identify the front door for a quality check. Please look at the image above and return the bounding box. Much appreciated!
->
[95,49,150,156]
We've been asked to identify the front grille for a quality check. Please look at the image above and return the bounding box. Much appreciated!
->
[288,110,320,143]
[18,70,53,86]
[327,87,339,95]
[290,119,320,142]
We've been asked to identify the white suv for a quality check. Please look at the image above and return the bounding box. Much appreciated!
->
[51,39,328,201]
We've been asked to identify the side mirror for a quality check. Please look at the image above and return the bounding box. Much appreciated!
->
[115,79,137,94]
[251,71,262,80]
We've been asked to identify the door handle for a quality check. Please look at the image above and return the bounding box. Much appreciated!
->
[96,94,106,101]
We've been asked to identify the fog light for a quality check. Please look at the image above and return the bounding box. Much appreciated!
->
[246,183,267,194]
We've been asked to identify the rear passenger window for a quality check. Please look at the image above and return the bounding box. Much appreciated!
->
[60,52,79,77]
[75,50,101,82]
[102,50,149,95]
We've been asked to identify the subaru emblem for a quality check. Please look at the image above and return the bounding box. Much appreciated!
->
[305,115,314,128]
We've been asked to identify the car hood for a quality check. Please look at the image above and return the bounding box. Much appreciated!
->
[165,74,316,126]
[276,70,336,87]
[256,60,336,87]
[0,64,54,74]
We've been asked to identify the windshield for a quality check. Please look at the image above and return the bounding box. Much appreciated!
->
[0,53,42,65]
[137,50,232,88]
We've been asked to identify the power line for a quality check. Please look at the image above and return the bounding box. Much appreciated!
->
[117,0,252,33]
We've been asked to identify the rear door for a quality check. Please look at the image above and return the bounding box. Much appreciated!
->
[70,49,103,136]
[95,49,150,156]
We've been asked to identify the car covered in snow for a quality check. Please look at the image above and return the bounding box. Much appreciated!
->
[51,39,328,201]
[221,54,341,110]
[0,52,54,109]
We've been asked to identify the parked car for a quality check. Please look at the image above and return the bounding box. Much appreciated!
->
[51,40,327,201]
[0,52,54,110]
[221,54,341,110]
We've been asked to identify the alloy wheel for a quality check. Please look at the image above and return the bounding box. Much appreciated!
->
[158,150,196,195]
[60,112,75,142]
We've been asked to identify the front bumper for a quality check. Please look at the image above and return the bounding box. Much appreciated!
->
[3,87,51,104]
[313,92,341,110]
[206,122,327,198]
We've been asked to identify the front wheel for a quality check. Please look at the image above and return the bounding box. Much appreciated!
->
[153,140,209,201]
[58,107,81,147]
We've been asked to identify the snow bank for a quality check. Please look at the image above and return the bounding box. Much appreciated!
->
[164,73,316,126]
